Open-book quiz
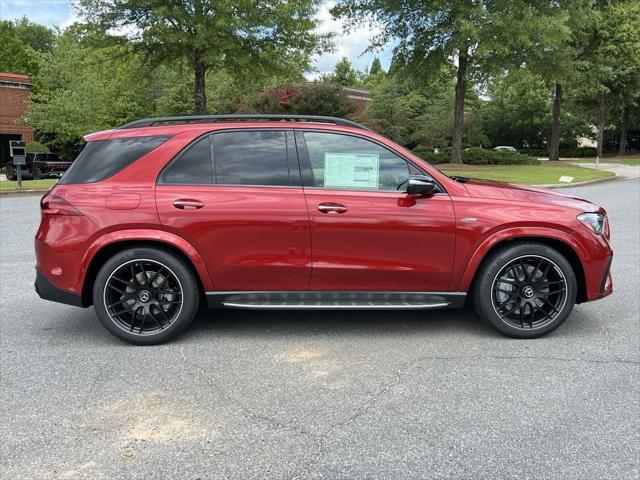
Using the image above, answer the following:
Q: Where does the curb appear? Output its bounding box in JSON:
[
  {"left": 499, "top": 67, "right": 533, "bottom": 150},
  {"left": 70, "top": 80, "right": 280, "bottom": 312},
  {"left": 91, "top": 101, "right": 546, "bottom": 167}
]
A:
[
  {"left": 534, "top": 173, "right": 619, "bottom": 189},
  {"left": 0, "top": 189, "right": 49, "bottom": 196}
]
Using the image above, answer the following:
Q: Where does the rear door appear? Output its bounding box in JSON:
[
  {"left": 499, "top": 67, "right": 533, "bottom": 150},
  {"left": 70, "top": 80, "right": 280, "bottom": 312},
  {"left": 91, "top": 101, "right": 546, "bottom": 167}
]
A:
[
  {"left": 297, "top": 130, "right": 456, "bottom": 292},
  {"left": 155, "top": 129, "right": 312, "bottom": 291}
]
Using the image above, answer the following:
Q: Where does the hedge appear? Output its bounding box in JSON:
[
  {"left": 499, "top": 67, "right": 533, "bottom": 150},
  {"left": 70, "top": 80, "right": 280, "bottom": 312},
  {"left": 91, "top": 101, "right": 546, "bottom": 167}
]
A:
[
  {"left": 412, "top": 146, "right": 539, "bottom": 165},
  {"left": 520, "top": 146, "right": 597, "bottom": 158}
]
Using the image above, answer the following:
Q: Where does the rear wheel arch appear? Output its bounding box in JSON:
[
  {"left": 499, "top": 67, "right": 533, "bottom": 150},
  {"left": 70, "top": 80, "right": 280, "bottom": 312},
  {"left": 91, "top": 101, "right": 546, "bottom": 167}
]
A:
[
  {"left": 82, "top": 240, "right": 207, "bottom": 307},
  {"left": 467, "top": 236, "right": 587, "bottom": 304}
]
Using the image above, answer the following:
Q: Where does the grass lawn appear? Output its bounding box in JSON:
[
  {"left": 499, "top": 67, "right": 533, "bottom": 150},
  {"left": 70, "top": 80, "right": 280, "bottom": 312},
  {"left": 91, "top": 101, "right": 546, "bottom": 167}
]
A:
[
  {"left": 0, "top": 179, "right": 57, "bottom": 191},
  {"left": 620, "top": 157, "right": 640, "bottom": 165},
  {"left": 437, "top": 162, "right": 615, "bottom": 185}
]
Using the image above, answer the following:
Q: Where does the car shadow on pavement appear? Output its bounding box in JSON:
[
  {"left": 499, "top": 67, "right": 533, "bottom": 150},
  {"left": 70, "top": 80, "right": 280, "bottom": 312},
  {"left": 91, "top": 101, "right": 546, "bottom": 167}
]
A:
[
  {"left": 183, "top": 304, "right": 493, "bottom": 340},
  {"left": 44, "top": 302, "right": 599, "bottom": 346}
]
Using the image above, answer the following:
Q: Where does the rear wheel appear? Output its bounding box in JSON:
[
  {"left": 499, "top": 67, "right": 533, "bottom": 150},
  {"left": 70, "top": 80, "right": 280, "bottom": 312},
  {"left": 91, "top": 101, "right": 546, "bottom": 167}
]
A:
[
  {"left": 5, "top": 165, "right": 16, "bottom": 181},
  {"left": 93, "top": 247, "right": 200, "bottom": 345},
  {"left": 473, "top": 242, "right": 577, "bottom": 338}
]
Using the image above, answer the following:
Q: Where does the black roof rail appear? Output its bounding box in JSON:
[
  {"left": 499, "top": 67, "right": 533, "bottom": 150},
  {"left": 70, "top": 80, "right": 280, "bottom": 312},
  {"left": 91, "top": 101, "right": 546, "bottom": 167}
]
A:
[{"left": 119, "top": 114, "right": 372, "bottom": 131}]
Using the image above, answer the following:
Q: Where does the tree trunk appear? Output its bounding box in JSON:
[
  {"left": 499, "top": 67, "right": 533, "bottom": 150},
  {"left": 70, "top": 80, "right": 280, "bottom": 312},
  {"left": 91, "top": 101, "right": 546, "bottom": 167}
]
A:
[
  {"left": 193, "top": 52, "right": 207, "bottom": 114},
  {"left": 619, "top": 104, "right": 629, "bottom": 155},
  {"left": 450, "top": 47, "right": 469, "bottom": 164},
  {"left": 549, "top": 82, "right": 562, "bottom": 161},
  {"left": 596, "top": 95, "right": 605, "bottom": 159}
]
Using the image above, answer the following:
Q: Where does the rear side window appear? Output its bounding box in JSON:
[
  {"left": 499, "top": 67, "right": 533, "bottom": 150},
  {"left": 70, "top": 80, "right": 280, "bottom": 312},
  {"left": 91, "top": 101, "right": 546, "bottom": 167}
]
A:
[
  {"left": 60, "top": 136, "right": 170, "bottom": 184},
  {"left": 213, "top": 131, "right": 289, "bottom": 186},
  {"left": 162, "top": 135, "right": 213, "bottom": 184}
]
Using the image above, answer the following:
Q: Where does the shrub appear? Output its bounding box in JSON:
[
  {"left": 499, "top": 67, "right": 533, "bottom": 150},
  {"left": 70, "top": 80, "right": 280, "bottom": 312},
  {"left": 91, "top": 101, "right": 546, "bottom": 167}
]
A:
[
  {"left": 26, "top": 141, "right": 50, "bottom": 153},
  {"left": 520, "top": 148, "right": 548, "bottom": 157},
  {"left": 245, "top": 82, "right": 355, "bottom": 118},
  {"left": 462, "top": 147, "right": 539, "bottom": 165},
  {"left": 411, "top": 146, "right": 449, "bottom": 164},
  {"left": 520, "top": 147, "right": 596, "bottom": 158},
  {"left": 564, "top": 147, "right": 596, "bottom": 158}
]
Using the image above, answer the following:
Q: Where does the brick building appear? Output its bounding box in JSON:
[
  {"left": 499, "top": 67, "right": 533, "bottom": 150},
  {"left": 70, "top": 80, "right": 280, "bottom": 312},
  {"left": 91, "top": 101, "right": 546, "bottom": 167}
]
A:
[
  {"left": 342, "top": 86, "right": 371, "bottom": 115},
  {"left": 0, "top": 72, "right": 34, "bottom": 165}
]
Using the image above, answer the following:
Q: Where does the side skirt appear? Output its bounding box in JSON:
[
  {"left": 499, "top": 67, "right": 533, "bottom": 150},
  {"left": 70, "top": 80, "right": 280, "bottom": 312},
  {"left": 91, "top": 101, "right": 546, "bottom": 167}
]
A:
[{"left": 205, "top": 291, "right": 467, "bottom": 310}]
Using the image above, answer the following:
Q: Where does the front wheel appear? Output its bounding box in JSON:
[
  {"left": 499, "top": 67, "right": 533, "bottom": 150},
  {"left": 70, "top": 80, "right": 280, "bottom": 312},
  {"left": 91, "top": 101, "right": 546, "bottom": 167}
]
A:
[
  {"left": 473, "top": 243, "right": 577, "bottom": 338},
  {"left": 93, "top": 247, "right": 200, "bottom": 345}
]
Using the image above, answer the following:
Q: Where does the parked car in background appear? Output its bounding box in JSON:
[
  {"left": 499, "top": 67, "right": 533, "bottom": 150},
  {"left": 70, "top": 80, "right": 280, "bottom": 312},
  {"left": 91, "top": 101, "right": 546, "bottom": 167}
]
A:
[
  {"left": 34, "top": 115, "right": 613, "bottom": 345},
  {"left": 4, "top": 153, "right": 72, "bottom": 180},
  {"left": 493, "top": 146, "right": 518, "bottom": 153}
]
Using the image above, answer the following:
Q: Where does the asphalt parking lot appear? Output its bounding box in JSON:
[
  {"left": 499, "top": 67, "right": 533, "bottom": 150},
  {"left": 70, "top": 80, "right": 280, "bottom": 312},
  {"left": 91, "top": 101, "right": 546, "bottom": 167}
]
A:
[{"left": 1, "top": 179, "right": 638, "bottom": 480}]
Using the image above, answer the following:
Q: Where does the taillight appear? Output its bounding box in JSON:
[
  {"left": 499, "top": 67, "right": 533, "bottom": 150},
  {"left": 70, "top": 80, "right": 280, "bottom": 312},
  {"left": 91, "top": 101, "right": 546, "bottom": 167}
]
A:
[{"left": 40, "top": 194, "right": 83, "bottom": 216}]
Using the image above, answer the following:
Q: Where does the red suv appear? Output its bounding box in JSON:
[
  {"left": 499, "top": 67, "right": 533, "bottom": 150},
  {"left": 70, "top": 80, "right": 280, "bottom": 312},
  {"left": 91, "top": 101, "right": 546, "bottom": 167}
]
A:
[{"left": 34, "top": 115, "right": 613, "bottom": 344}]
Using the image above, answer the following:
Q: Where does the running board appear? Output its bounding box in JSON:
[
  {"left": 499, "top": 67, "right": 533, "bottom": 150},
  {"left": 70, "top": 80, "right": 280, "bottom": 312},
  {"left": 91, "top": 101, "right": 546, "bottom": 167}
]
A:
[{"left": 206, "top": 291, "right": 466, "bottom": 310}]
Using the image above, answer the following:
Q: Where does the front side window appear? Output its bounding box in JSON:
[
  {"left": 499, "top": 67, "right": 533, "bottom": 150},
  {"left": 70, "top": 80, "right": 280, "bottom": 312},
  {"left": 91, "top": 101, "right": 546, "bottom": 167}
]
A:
[
  {"left": 302, "top": 132, "right": 416, "bottom": 191},
  {"left": 60, "top": 135, "right": 170, "bottom": 184},
  {"left": 213, "top": 131, "right": 289, "bottom": 186}
]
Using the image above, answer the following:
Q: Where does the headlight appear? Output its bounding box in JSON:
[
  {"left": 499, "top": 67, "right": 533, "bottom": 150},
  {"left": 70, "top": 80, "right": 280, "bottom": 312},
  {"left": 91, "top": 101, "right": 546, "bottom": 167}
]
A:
[{"left": 577, "top": 212, "right": 605, "bottom": 235}]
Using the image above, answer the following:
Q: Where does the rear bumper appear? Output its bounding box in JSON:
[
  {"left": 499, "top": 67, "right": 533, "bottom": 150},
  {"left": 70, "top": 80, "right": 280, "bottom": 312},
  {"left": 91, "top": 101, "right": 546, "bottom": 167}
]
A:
[{"left": 34, "top": 270, "right": 86, "bottom": 307}]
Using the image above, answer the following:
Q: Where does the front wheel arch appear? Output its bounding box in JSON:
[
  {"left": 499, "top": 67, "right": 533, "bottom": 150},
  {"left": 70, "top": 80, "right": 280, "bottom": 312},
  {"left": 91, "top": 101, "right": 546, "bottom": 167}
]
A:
[
  {"left": 468, "top": 237, "right": 587, "bottom": 304},
  {"left": 82, "top": 240, "right": 206, "bottom": 307}
]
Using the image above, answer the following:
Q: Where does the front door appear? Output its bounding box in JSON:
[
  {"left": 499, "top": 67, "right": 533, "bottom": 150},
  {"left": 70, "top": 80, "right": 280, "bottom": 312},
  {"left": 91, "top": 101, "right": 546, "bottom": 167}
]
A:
[
  {"left": 297, "top": 130, "right": 456, "bottom": 292},
  {"left": 156, "top": 129, "right": 311, "bottom": 291}
]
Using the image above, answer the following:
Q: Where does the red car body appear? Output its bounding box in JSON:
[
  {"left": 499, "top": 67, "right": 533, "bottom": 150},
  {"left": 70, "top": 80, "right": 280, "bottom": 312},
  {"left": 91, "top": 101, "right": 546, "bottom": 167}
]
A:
[{"left": 34, "top": 117, "right": 612, "bottom": 342}]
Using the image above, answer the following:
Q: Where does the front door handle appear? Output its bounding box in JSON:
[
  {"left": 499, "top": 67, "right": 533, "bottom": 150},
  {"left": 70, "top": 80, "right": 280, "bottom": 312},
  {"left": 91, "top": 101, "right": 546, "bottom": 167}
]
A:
[
  {"left": 317, "top": 203, "right": 348, "bottom": 214},
  {"left": 173, "top": 199, "right": 204, "bottom": 210}
]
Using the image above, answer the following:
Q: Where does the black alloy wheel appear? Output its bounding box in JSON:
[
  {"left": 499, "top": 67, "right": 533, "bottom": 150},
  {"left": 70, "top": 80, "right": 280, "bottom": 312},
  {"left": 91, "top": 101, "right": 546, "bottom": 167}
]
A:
[
  {"left": 104, "top": 259, "right": 183, "bottom": 335},
  {"left": 491, "top": 255, "right": 568, "bottom": 330},
  {"left": 473, "top": 242, "right": 577, "bottom": 338},
  {"left": 93, "top": 247, "right": 200, "bottom": 345}
]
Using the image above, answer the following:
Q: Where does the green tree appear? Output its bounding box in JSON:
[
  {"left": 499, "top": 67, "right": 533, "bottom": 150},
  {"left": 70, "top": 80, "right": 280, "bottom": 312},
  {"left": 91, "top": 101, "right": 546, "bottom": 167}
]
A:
[
  {"left": 27, "top": 28, "right": 155, "bottom": 143},
  {"left": 79, "top": 0, "right": 329, "bottom": 114},
  {"left": 332, "top": 0, "right": 571, "bottom": 163},
  {"left": 362, "top": 65, "right": 487, "bottom": 151},
  {"left": 573, "top": 1, "right": 640, "bottom": 157},
  {"left": 0, "top": 21, "right": 41, "bottom": 75},
  {"left": 13, "top": 16, "right": 56, "bottom": 53},
  {"left": 324, "top": 57, "right": 361, "bottom": 86},
  {"left": 369, "top": 57, "right": 382, "bottom": 76}
]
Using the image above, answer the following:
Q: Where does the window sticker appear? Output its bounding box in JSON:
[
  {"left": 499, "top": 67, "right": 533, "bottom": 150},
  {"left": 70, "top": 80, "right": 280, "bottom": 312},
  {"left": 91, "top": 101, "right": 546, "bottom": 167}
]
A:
[{"left": 324, "top": 153, "right": 379, "bottom": 189}]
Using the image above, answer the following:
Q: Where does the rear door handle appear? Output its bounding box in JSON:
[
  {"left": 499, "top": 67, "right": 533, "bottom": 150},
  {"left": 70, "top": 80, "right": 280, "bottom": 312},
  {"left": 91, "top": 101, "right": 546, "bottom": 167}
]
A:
[
  {"left": 172, "top": 199, "right": 204, "bottom": 210},
  {"left": 317, "top": 203, "right": 348, "bottom": 214}
]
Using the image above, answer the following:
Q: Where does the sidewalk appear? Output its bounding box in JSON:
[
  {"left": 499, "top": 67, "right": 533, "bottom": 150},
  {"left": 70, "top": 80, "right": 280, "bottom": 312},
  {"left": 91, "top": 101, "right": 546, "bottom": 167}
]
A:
[{"left": 570, "top": 161, "right": 640, "bottom": 180}]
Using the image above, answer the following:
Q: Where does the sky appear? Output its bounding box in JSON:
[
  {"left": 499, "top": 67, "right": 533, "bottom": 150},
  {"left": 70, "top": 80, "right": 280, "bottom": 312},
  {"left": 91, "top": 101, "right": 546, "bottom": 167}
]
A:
[{"left": 0, "top": 0, "right": 393, "bottom": 78}]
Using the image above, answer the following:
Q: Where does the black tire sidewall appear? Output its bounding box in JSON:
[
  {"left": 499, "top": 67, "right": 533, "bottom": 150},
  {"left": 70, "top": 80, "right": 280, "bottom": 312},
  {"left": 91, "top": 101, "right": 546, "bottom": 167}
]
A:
[
  {"left": 473, "top": 243, "right": 577, "bottom": 338},
  {"left": 32, "top": 168, "right": 42, "bottom": 180},
  {"left": 5, "top": 166, "right": 16, "bottom": 180},
  {"left": 93, "top": 247, "right": 200, "bottom": 345}
]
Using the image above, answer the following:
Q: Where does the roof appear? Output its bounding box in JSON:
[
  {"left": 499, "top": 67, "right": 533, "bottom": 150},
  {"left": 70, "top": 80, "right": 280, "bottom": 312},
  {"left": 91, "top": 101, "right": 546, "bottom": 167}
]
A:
[{"left": 0, "top": 72, "right": 32, "bottom": 85}]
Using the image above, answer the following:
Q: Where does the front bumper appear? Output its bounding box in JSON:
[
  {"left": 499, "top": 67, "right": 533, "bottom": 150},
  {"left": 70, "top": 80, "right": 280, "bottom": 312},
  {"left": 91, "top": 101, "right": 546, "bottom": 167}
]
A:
[{"left": 34, "top": 270, "right": 86, "bottom": 307}]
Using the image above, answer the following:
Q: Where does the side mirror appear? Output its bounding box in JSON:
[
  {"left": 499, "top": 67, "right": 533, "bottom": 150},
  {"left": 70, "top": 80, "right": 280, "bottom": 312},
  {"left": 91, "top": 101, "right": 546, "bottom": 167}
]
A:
[{"left": 406, "top": 175, "right": 436, "bottom": 196}]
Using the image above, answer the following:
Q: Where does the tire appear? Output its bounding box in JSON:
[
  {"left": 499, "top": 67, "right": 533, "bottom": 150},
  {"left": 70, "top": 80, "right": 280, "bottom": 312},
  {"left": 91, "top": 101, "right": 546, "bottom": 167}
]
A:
[
  {"left": 472, "top": 242, "right": 577, "bottom": 338},
  {"left": 32, "top": 168, "right": 42, "bottom": 180},
  {"left": 5, "top": 165, "right": 16, "bottom": 181},
  {"left": 93, "top": 247, "right": 200, "bottom": 345}
]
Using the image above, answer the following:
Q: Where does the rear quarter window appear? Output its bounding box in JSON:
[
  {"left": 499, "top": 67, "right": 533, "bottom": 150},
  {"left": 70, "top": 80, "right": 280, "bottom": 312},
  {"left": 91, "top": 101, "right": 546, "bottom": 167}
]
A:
[{"left": 59, "top": 135, "right": 170, "bottom": 184}]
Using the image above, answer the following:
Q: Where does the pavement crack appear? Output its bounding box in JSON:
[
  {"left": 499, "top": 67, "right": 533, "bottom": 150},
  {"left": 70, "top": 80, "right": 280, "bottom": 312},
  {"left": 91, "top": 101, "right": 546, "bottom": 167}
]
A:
[
  {"left": 179, "top": 345, "right": 316, "bottom": 438},
  {"left": 287, "top": 350, "right": 638, "bottom": 479},
  {"left": 289, "top": 358, "right": 420, "bottom": 480}
]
